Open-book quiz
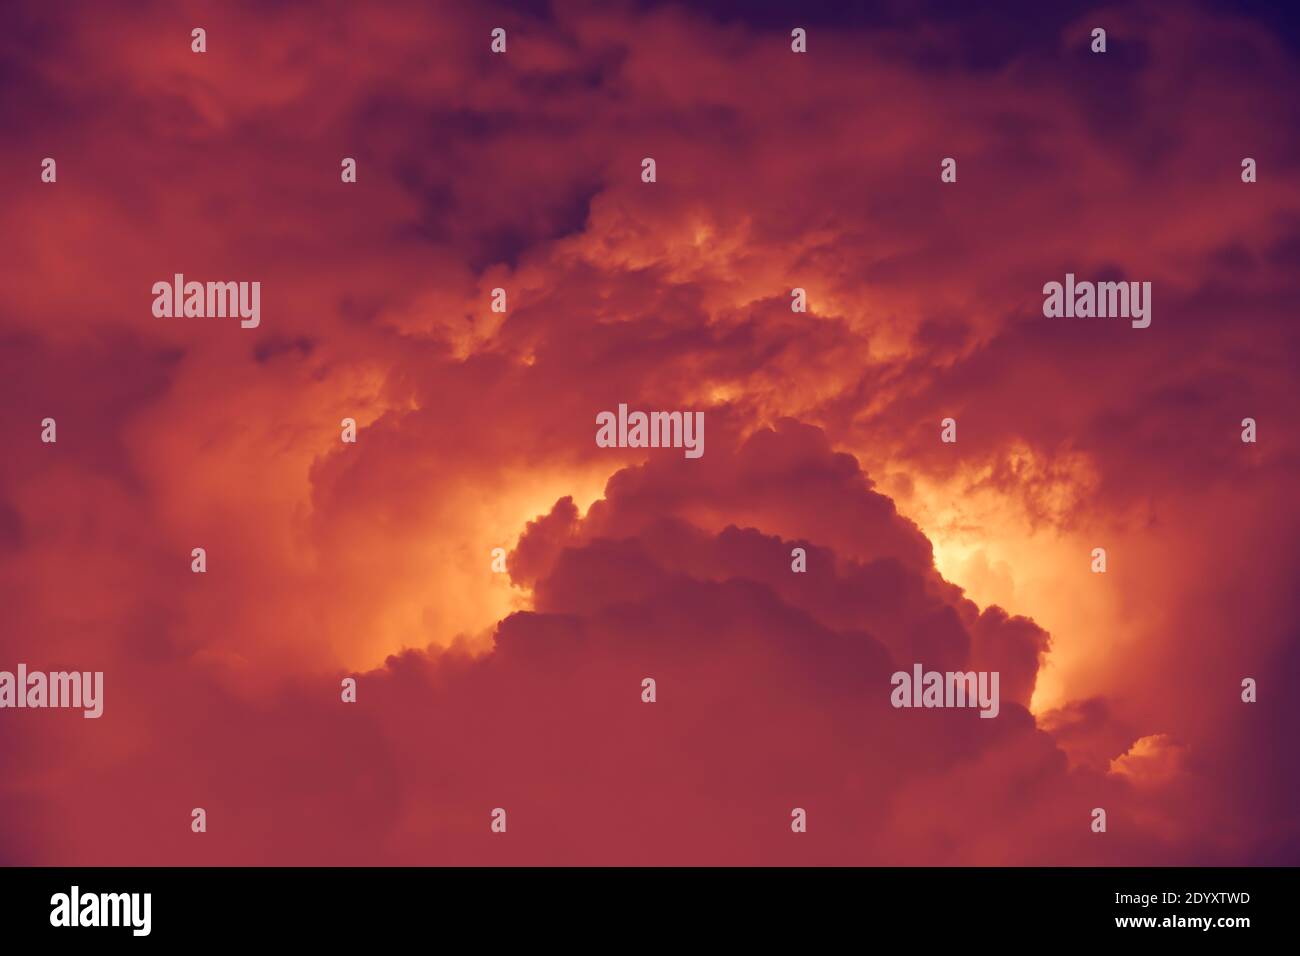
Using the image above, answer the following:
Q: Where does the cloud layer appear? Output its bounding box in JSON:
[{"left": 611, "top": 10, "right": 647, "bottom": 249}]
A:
[{"left": 1, "top": 0, "right": 1297, "bottom": 864}]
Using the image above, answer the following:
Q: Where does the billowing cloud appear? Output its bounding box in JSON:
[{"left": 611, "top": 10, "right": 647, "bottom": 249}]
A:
[{"left": 1, "top": 0, "right": 1297, "bottom": 864}]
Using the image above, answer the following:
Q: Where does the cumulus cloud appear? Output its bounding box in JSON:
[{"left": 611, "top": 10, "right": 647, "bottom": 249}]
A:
[{"left": 1, "top": 0, "right": 1297, "bottom": 864}]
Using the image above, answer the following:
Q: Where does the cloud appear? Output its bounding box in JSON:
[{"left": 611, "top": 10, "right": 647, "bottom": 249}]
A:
[
  {"left": 1, "top": 0, "right": 1297, "bottom": 864},
  {"left": 0, "top": 422, "right": 1259, "bottom": 865}
]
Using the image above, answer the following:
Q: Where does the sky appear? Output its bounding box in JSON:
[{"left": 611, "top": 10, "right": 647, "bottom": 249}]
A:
[{"left": 1, "top": 0, "right": 1297, "bottom": 865}]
